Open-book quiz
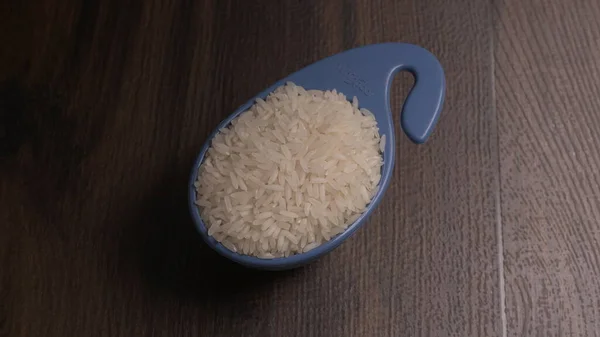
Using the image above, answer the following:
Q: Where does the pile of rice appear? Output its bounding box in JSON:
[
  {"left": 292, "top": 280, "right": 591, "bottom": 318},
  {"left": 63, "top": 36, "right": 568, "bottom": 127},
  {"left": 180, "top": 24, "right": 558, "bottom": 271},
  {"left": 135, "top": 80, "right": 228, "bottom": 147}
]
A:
[{"left": 194, "top": 82, "right": 384, "bottom": 258}]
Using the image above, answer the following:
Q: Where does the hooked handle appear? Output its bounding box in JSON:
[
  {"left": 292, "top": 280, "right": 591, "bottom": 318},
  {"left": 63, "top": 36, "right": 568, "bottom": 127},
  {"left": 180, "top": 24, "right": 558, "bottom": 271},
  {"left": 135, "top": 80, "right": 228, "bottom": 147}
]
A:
[
  {"left": 282, "top": 43, "right": 445, "bottom": 143},
  {"left": 318, "top": 43, "right": 445, "bottom": 144},
  {"left": 352, "top": 43, "right": 445, "bottom": 143},
  {"left": 388, "top": 43, "right": 445, "bottom": 143}
]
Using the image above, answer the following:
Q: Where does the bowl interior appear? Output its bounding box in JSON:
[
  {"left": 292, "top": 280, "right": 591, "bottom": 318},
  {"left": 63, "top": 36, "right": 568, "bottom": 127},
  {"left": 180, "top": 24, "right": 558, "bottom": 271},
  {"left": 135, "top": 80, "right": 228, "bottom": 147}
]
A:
[{"left": 188, "top": 75, "right": 395, "bottom": 270}]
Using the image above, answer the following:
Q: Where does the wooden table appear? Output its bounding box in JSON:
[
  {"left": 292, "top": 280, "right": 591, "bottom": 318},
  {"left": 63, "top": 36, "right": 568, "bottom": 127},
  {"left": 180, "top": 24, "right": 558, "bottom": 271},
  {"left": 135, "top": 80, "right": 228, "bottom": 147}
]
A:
[{"left": 2, "top": 0, "right": 600, "bottom": 336}]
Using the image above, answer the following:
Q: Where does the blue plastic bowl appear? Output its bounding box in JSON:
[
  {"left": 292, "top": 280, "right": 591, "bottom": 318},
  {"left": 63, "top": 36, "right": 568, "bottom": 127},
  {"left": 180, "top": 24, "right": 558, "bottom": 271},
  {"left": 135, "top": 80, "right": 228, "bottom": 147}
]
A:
[{"left": 189, "top": 43, "right": 445, "bottom": 270}]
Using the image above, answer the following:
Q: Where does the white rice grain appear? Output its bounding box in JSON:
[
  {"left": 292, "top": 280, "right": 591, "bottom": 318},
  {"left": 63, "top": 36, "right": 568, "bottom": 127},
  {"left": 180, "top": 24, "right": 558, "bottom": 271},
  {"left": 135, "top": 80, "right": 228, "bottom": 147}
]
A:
[{"left": 379, "top": 134, "right": 386, "bottom": 152}]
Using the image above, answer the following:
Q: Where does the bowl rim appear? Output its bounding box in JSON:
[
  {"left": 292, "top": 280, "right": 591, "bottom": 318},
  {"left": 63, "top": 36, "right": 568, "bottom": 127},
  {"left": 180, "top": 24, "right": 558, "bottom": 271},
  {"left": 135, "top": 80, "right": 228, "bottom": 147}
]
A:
[{"left": 187, "top": 86, "right": 394, "bottom": 270}]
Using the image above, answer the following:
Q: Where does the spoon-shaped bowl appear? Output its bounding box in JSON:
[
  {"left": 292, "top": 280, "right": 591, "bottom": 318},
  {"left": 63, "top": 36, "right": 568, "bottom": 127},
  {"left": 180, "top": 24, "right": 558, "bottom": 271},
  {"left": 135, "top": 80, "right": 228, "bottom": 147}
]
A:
[{"left": 189, "top": 43, "right": 445, "bottom": 270}]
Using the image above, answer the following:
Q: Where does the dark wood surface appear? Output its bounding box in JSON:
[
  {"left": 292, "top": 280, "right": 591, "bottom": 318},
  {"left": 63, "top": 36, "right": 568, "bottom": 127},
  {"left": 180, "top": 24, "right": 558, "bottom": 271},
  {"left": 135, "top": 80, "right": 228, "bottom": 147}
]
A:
[
  {"left": 496, "top": 0, "right": 600, "bottom": 335},
  {"left": 0, "top": 0, "right": 598, "bottom": 336}
]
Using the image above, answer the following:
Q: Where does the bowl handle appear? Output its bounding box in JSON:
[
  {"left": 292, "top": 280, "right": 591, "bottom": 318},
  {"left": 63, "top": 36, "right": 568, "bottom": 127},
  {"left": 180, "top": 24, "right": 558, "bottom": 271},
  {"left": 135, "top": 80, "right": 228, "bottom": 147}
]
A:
[{"left": 327, "top": 43, "right": 446, "bottom": 143}]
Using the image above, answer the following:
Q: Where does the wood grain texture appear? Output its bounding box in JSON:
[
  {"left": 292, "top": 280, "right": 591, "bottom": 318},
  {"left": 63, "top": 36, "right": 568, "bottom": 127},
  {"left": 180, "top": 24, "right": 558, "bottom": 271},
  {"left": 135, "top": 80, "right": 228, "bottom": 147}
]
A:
[
  {"left": 0, "top": 1, "right": 500, "bottom": 336},
  {"left": 495, "top": 0, "right": 600, "bottom": 336}
]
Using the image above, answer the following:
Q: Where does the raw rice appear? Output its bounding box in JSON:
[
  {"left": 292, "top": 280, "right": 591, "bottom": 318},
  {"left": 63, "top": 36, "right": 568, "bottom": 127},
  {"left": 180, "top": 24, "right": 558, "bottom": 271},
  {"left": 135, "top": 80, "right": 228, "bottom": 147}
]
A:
[{"left": 195, "top": 82, "right": 384, "bottom": 258}]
